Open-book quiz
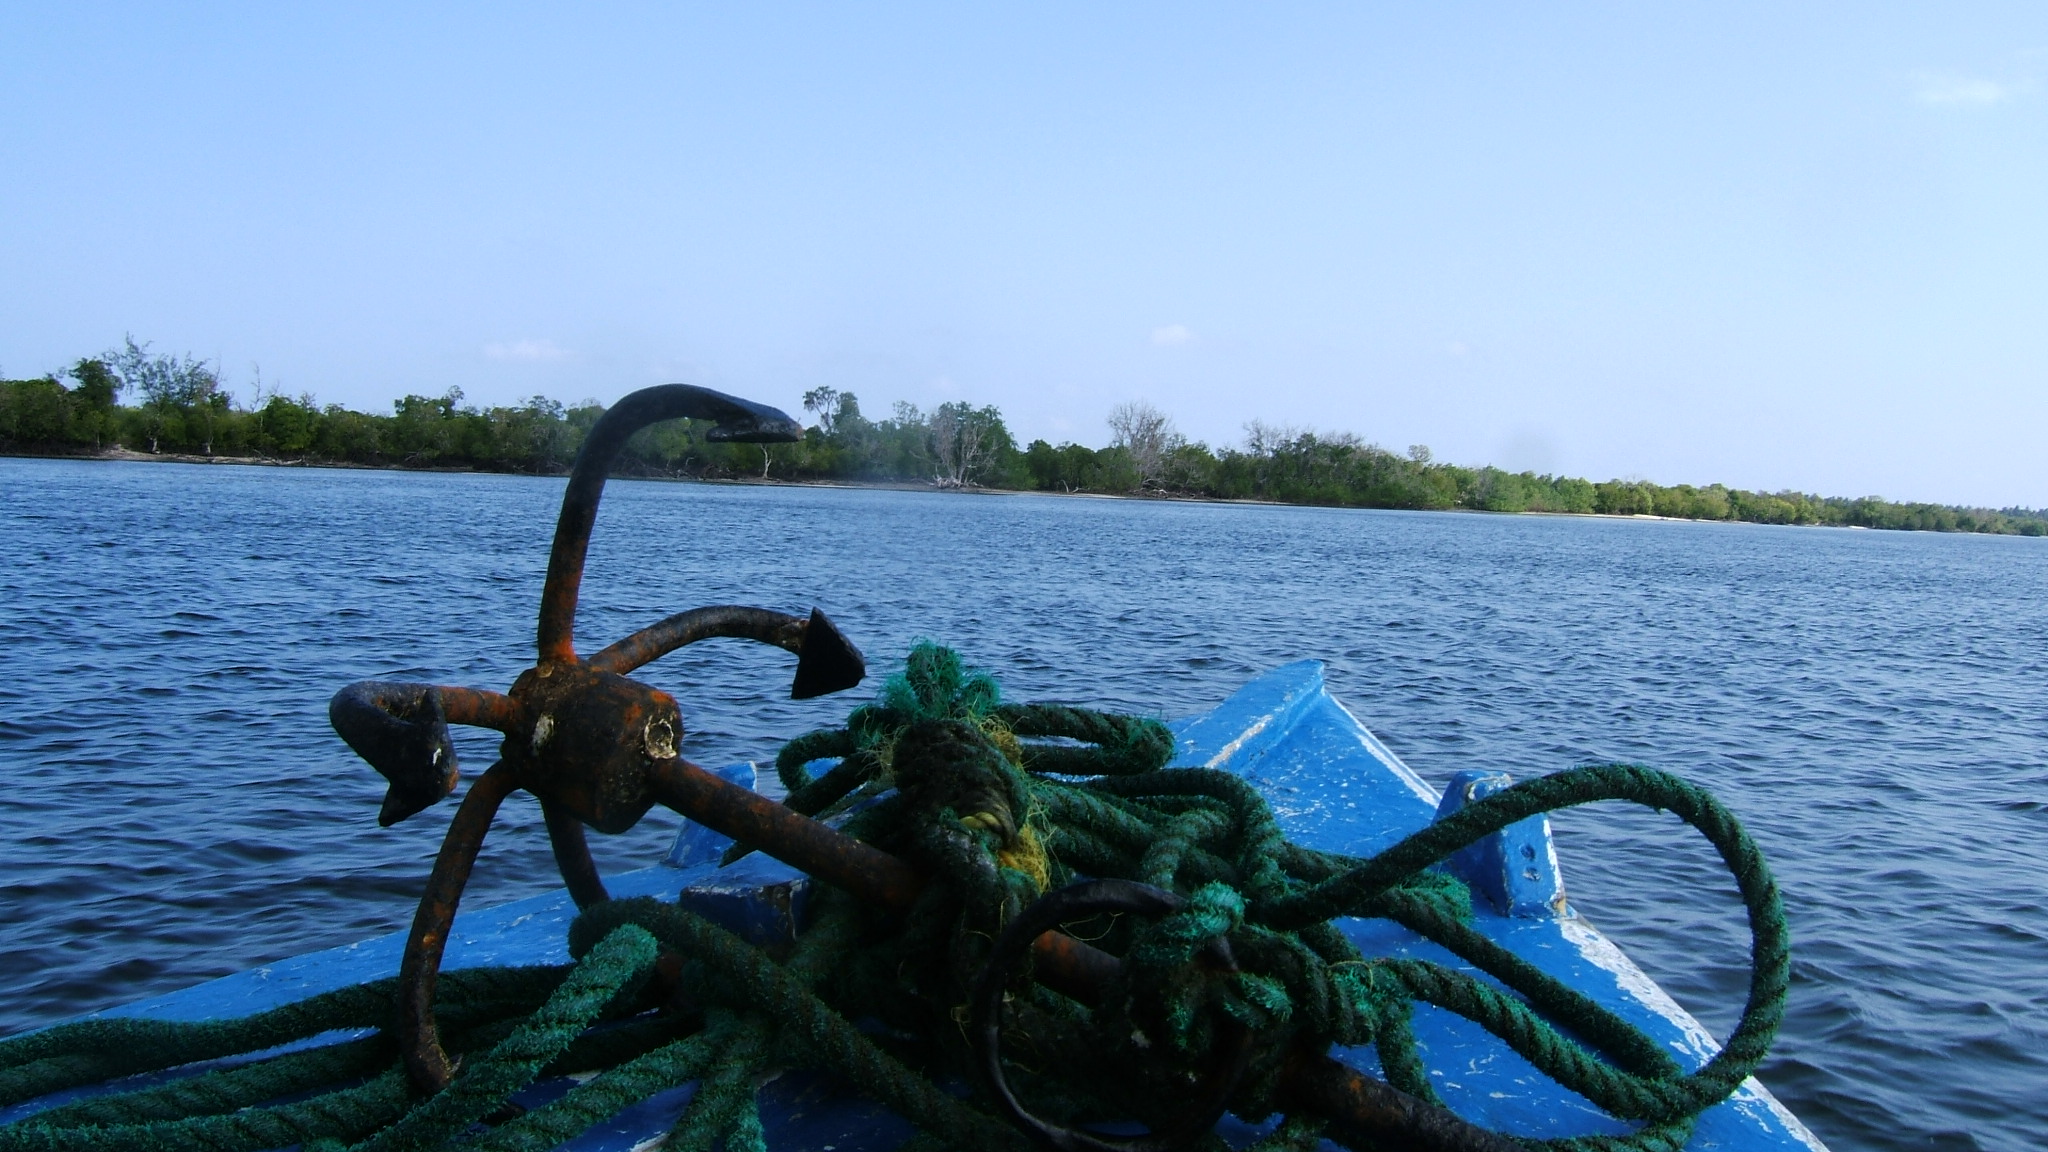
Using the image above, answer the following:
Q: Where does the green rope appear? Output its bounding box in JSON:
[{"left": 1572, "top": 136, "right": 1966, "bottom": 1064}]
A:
[
  {"left": 661, "top": 1021, "right": 770, "bottom": 1152},
  {"left": 571, "top": 895, "right": 1028, "bottom": 1152},
  {"left": 998, "top": 702, "right": 1176, "bottom": 777},
  {"left": 1256, "top": 762, "right": 1789, "bottom": 1125},
  {"left": 18, "top": 1033, "right": 392, "bottom": 1129},
  {"left": 0, "top": 1067, "right": 414, "bottom": 1152},
  {"left": 772, "top": 727, "right": 856, "bottom": 796},
  {"left": 0, "top": 964, "right": 586, "bottom": 1151},
  {"left": 0, "top": 644, "right": 1791, "bottom": 1152},
  {"left": 0, "top": 965, "right": 565, "bottom": 1110},
  {"left": 462, "top": 1020, "right": 740, "bottom": 1152},
  {"left": 724, "top": 646, "right": 1789, "bottom": 1152},
  {"left": 343, "top": 925, "right": 659, "bottom": 1152}
]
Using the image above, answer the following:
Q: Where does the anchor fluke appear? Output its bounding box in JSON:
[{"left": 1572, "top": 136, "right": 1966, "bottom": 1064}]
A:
[
  {"left": 791, "top": 608, "right": 865, "bottom": 699},
  {"left": 687, "top": 388, "right": 803, "bottom": 443},
  {"left": 330, "top": 681, "right": 461, "bottom": 826}
]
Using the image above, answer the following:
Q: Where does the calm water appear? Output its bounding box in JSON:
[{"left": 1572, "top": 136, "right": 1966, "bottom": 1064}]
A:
[{"left": 2, "top": 457, "right": 2044, "bottom": 1151}]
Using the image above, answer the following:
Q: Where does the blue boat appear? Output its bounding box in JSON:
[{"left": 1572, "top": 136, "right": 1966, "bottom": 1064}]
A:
[
  {"left": 0, "top": 385, "right": 1827, "bottom": 1152},
  {"left": 0, "top": 660, "right": 1825, "bottom": 1152}
]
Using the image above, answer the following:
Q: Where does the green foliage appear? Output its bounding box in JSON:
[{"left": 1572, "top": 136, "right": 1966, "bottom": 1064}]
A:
[
  {"left": 0, "top": 377, "right": 70, "bottom": 445},
  {"left": 67, "top": 359, "right": 120, "bottom": 447},
  {"left": 0, "top": 360, "right": 131, "bottom": 451},
  {"left": 1022, "top": 439, "right": 1138, "bottom": 493},
  {"left": 252, "top": 394, "right": 321, "bottom": 455},
  {"left": 5, "top": 338, "right": 2043, "bottom": 538},
  {"left": 1594, "top": 480, "right": 1657, "bottom": 516},
  {"left": 927, "top": 401, "right": 1016, "bottom": 487},
  {"left": 109, "top": 336, "right": 223, "bottom": 454}
]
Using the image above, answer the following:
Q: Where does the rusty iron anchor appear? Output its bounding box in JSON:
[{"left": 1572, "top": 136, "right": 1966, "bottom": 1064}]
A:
[
  {"left": 329, "top": 382, "right": 1524, "bottom": 1152},
  {"left": 329, "top": 384, "right": 908, "bottom": 1093}
]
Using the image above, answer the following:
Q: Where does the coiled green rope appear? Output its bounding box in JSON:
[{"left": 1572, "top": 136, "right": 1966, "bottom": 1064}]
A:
[{"left": 0, "top": 643, "right": 1789, "bottom": 1152}]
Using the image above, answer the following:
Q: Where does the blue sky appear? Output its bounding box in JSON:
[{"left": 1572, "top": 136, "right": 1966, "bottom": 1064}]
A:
[{"left": 4, "top": 4, "right": 2044, "bottom": 506}]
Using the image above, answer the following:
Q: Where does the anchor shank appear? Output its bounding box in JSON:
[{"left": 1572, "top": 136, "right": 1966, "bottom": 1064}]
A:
[
  {"left": 648, "top": 756, "right": 924, "bottom": 909},
  {"left": 648, "top": 756, "right": 1125, "bottom": 1005},
  {"left": 1280, "top": 1046, "right": 1531, "bottom": 1152}
]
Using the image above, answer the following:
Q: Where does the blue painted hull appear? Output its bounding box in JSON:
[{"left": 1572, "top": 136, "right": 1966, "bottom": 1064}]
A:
[{"left": 2, "top": 663, "right": 1828, "bottom": 1151}]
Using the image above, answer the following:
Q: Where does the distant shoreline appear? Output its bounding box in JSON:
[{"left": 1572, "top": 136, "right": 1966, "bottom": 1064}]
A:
[
  {"left": 8, "top": 365, "right": 2041, "bottom": 535},
  {"left": 4, "top": 445, "right": 2018, "bottom": 534}
]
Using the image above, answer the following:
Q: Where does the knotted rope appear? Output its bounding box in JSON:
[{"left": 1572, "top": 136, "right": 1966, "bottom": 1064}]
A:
[{"left": 0, "top": 645, "right": 1788, "bottom": 1152}]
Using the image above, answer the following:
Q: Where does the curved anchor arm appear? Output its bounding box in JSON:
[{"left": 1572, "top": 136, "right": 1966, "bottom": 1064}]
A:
[
  {"left": 541, "top": 799, "right": 610, "bottom": 909},
  {"left": 396, "top": 760, "right": 520, "bottom": 1093},
  {"left": 329, "top": 682, "right": 520, "bottom": 827},
  {"left": 538, "top": 385, "right": 801, "bottom": 666},
  {"left": 588, "top": 605, "right": 865, "bottom": 698}
]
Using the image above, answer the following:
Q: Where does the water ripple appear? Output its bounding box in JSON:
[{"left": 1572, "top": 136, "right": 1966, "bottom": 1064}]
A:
[{"left": 2, "top": 459, "right": 2044, "bottom": 1150}]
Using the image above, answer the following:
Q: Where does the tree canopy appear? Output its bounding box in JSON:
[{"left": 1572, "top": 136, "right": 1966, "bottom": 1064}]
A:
[{"left": 3, "top": 342, "right": 2042, "bottom": 538}]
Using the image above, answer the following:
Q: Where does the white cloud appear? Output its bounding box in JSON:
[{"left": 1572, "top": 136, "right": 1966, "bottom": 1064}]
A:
[
  {"left": 1911, "top": 71, "right": 2026, "bottom": 106},
  {"left": 1151, "top": 324, "right": 1194, "bottom": 346},
  {"left": 483, "top": 338, "right": 570, "bottom": 362}
]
